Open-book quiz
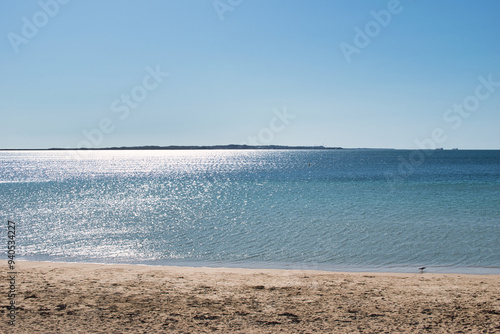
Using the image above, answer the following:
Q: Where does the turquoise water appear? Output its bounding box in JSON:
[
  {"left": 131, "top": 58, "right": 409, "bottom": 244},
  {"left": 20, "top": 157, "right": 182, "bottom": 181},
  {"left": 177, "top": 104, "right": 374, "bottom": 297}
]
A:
[{"left": 1, "top": 150, "right": 499, "bottom": 273}]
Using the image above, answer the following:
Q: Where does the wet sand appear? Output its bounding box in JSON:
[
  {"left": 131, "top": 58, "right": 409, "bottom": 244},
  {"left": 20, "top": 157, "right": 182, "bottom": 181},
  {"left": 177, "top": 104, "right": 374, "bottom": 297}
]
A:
[{"left": 1, "top": 261, "right": 499, "bottom": 333}]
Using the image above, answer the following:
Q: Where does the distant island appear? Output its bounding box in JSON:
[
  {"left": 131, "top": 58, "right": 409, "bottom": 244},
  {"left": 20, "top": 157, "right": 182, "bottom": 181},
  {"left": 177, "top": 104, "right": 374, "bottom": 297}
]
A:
[{"left": 1, "top": 145, "right": 343, "bottom": 151}]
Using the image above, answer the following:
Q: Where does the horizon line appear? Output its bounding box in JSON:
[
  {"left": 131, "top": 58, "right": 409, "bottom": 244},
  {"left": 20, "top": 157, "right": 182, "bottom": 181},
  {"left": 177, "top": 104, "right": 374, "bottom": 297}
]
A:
[{"left": 0, "top": 144, "right": 498, "bottom": 151}]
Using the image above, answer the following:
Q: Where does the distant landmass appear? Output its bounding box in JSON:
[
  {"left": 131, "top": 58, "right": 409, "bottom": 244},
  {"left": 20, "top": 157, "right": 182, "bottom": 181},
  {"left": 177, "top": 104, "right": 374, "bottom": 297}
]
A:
[
  {"left": 51, "top": 145, "right": 344, "bottom": 150},
  {"left": 1, "top": 145, "right": 343, "bottom": 151}
]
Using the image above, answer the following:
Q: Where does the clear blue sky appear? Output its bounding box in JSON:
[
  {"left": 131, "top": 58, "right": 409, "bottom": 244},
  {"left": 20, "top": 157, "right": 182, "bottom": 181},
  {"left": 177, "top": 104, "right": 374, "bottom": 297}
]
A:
[{"left": 1, "top": 0, "right": 499, "bottom": 149}]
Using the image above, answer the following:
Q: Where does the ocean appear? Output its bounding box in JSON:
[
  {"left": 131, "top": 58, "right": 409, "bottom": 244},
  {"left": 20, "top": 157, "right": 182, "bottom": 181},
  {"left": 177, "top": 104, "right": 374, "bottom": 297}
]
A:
[{"left": 1, "top": 149, "right": 499, "bottom": 274}]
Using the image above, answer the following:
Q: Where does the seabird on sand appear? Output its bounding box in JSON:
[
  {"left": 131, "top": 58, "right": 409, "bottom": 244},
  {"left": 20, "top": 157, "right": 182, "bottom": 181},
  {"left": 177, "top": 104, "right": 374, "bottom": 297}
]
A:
[{"left": 419, "top": 267, "right": 426, "bottom": 272}]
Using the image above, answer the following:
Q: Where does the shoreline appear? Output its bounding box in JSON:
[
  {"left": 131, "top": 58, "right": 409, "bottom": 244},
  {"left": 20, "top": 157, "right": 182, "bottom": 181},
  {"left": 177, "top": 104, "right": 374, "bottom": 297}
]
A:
[
  {"left": 16, "top": 259, "right": 500, "bottom": 276},
  {"left": 2, "top": 261, "right": 499, "bottom": 333},
  {"left": 16, "top": 258, "right": 500, "bottom": 275}
]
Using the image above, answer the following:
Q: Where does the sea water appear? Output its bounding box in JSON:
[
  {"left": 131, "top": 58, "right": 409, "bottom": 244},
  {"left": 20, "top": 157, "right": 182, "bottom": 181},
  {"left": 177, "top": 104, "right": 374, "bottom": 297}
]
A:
[{"left": 1, "top": 150, "right": 499, "bottom": 274}]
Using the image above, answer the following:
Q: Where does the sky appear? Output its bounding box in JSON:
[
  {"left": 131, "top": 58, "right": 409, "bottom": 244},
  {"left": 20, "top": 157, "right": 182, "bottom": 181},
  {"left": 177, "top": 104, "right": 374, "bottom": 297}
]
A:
[{"left": 0, "top": 0, "right": 499, "bottom": 149}]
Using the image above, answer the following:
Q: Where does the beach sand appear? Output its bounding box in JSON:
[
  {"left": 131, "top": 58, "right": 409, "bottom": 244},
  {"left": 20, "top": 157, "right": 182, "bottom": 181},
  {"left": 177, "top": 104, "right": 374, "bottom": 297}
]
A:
[{"left": 1, "top": 261, "right": 499, "bottom": 333}]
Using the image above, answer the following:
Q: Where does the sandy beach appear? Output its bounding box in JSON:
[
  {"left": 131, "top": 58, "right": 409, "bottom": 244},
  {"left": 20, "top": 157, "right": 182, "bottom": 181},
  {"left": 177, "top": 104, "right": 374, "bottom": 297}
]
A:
[{"left": 1, "top": 261, "right": 499, "bottom": 333}]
